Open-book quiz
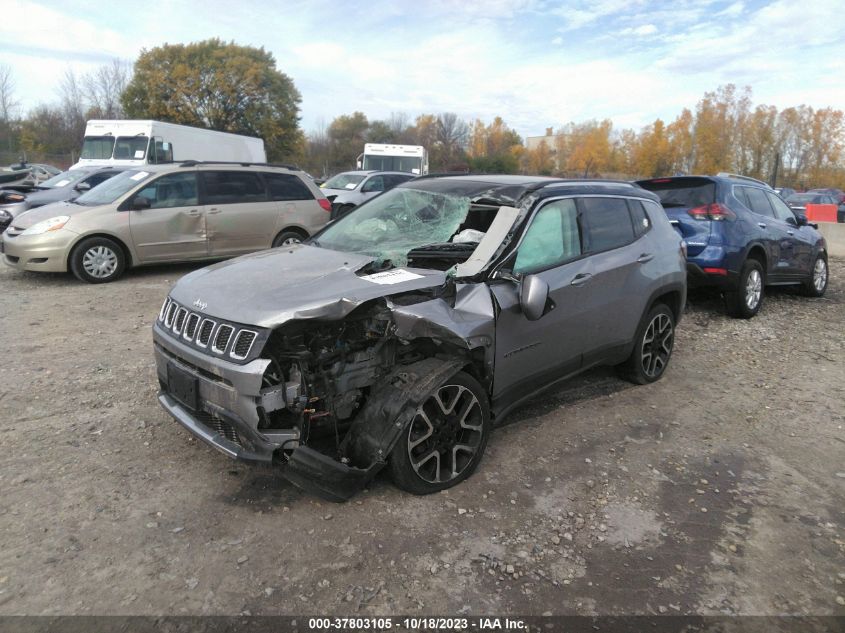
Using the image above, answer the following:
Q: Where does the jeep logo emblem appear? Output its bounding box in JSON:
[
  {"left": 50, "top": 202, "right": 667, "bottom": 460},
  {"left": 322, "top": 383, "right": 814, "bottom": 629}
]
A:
[{"left": 193, "top": 299, "right": 208, "bottom": 311}]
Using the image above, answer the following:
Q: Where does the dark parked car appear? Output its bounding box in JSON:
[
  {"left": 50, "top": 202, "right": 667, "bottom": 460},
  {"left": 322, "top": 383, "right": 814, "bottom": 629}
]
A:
[
  {"left": 801, "top": 189, "right": 845, "bottom": 223},
  {"left": 638, "top": 173, "right": 829, "bottom": 318},
  {"left": 153, "top": 176, "right": 686, "bottom": 500},
  {"left": 807, "top": 187, "right": 845, "bottom": 204},
  {"left": 0, "top": 166, "right": 126, "bottom": 233}
]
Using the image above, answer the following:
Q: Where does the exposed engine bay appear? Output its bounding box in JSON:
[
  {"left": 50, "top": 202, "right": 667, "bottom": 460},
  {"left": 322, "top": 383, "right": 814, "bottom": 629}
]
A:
[{"left": 256, "top": 298, "right": 474, "bottom": 468}]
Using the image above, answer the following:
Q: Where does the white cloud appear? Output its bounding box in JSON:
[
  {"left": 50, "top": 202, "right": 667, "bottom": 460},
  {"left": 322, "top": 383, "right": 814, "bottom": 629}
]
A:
[{"left": 620, "top": 23, "right": 658, "bottom": 36}]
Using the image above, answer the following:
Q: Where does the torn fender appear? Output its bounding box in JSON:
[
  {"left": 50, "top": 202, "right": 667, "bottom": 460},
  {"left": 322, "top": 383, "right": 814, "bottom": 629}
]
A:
[{"left": 390, "top": 282, "right": 496, "bottom": 352}]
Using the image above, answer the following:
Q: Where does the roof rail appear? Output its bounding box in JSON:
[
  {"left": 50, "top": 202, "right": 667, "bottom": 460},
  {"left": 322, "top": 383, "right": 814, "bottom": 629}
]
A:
[
  {"left": 716, "top": 172, "right": 772, "bottom": 188},
  {"left": 533, "top": 178, "right": 638, "bottom": 191},
  {"left": 178, "top": 160, "right": 300, "bottom": 170}
]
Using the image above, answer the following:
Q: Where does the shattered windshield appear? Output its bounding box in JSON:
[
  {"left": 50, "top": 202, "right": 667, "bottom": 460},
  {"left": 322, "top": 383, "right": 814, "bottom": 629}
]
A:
[{"left": 316, "top": 187, "right": 470, "bottom": 266}]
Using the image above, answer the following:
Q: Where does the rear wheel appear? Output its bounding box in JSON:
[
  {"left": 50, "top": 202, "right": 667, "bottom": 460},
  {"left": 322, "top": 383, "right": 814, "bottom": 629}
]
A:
[
  {"left": 617, "top": 303, "right": 675, "bottom": 385},
  {"left": 389, "top": 371, "right": 490, "bottom": 495},
  {"left": 801, "top": 254, "right": 828, "bottom": 297},
  {"left": 70, "top": 236, "right": 126, "bottom": 283},
  {"left": 272, "top": 229, "right": 306, "bottom": 248},
  {"left": 725, "top": 259, "right": 764, "bottom": 319}
]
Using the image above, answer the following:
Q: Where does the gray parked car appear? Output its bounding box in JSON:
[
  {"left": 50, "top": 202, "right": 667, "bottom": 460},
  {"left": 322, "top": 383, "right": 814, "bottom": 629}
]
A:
[
  {"left": 153, "top": 176, "right": 687, "bottom": 500},
  {"left": 320, "top": 170, "right": 415, "bottom": 218},
  {"left": 0, "top": 166, "right": 126, "bottom": 233}
]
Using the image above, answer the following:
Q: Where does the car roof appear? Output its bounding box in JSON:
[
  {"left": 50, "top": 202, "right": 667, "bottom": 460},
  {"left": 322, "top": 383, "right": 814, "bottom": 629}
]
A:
[{"left": 400, "top": 175, "right": 658, "bottom": 204}]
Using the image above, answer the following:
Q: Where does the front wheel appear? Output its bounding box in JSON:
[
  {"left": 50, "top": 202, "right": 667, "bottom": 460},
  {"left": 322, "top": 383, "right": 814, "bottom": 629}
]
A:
[
  {"left": 617, "top": 303, "right": 675, "bottom": 385},
  {"left": 70, "top": 237, "right": 126, "bottom": 283},
  {"left": 725, "top": 259, "right": 764, "bottom": 319},
  {"left": 389, "top": 371, "right": 491, "bottom": 495},
  {"left": 801, "top": 254, "right": 828, "bottom": 297}
]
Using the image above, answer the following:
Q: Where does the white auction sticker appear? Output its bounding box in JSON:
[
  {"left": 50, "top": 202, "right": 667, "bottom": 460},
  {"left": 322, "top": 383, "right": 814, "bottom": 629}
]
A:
[
  {"left": 361, "top": 269, "right": 424, "bottom": 285},
  {"left": 130, "top": 171, "right": 149, "bottom": 181}
]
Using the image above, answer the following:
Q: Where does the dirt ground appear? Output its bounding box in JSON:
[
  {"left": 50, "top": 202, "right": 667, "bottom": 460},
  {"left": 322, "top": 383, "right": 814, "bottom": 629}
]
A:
[{"left": 0, "top": 257, "right": 843, "bottom": 619}]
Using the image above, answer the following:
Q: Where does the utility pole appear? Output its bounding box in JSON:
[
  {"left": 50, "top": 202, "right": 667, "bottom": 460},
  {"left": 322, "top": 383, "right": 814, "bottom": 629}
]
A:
[{"left": 770, "top": 151, "right": 780, "bottom": 188}]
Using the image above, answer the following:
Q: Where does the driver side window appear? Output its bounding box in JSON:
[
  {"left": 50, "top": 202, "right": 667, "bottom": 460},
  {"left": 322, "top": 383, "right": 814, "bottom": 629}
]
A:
[{"left": 514, "top": 199, "right": 581, "bottom": 274}]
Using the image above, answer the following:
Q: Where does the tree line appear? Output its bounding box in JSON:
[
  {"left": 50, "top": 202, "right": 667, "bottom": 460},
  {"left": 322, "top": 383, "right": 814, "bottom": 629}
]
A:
[{"left": 0, "top": 40, "right": 842, "bottom": 189}]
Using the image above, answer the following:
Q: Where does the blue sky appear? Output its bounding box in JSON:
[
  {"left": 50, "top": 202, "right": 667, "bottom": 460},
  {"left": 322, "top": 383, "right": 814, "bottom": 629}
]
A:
[{"left": 2, "top": 0, "right": 844, "bottom": 139}]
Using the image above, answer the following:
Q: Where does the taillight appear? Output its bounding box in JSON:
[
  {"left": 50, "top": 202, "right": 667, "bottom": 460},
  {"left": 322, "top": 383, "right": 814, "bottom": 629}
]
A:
[
  {"left": 687, "top": 203, "right": 735, "bottom": 221},
  {"left": 318, "top": 198, "right": 331, "bottom": 212}
]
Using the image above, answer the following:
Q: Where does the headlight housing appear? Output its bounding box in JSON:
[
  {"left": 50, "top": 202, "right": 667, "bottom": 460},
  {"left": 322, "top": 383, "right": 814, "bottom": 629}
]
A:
[
  {"left": 21, "top": 216, "right": 70, "bottom": 236},
  {"left": 0, "top": 209, "right": 11, "bottom": 221}
]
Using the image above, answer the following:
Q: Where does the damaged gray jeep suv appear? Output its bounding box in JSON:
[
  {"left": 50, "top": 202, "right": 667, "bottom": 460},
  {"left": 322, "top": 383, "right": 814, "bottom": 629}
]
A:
[{"left": 153, "top": 175, "right": 686, "bottom": 500}]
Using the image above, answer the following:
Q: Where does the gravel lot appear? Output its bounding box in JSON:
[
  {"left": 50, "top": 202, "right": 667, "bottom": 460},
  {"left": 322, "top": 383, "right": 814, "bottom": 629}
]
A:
[{"left": 1, "top": 258, "right": 843, "bottom": 618}]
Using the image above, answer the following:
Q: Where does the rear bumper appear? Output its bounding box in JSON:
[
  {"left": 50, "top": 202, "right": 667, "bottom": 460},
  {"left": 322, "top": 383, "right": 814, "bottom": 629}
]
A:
[{"left": 686, "top": 262, "right": 739, "bottom": 288}]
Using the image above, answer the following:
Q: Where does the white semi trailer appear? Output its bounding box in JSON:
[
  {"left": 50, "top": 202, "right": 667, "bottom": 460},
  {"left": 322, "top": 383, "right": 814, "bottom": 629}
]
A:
[{"left": 72, "top": 120, "right": 266, "bottom": 169}]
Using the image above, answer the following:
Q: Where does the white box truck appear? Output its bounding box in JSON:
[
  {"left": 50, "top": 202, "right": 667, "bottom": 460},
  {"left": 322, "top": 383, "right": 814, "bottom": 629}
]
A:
[
  {"left": 356, "top": 143, "right": 428, "bottom": 175},
  {"left": 72, "top": 120, "right": 266, "bottom": 169}
]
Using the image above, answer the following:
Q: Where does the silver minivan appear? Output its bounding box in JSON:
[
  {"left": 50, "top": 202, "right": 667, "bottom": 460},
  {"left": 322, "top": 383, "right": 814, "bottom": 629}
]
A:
[{"left": 1, "top": 162, "right": 332, "bottom": 283}]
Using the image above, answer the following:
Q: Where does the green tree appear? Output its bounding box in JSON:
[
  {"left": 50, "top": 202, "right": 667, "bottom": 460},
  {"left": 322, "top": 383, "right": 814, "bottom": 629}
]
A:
[
  {"left": 122, "top": 39, "right": 303, "bottom": 160},
  {"left": 328, "top": 112, "right": 369, "bottom": 170}
]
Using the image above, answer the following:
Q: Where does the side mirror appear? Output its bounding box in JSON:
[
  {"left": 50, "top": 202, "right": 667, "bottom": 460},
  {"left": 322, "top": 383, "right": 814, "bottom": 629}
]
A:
[
  {"left": 74, "top": 182, "right": 91, "bottom": 192},
  {"left": 131, "top": 196, "right": 151, "bottom": 210},
  {"left": 795, "top": 214, "right": 808, "bottom": 226},
  {"left": 519, "top": 274, "right": 550, "bottom": 321}
]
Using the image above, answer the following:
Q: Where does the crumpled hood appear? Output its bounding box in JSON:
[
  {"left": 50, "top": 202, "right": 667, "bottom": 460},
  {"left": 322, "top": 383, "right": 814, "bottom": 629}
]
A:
[
  {"left": 169, "top": 244, "right": 448, "bottom": 328},
  {"left": 11, "top": 200, "right": 91, "bottom": 228}
]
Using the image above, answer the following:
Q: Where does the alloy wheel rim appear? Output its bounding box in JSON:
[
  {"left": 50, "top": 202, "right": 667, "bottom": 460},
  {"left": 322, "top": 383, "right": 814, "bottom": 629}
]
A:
[
  {"left": 82, "top": 245, "right": 118, "bottom": 278},
  {"left": 745, "top": 269, "right": 762, "bottom": 310},
  {"left": 640, "top": 313, "right": 673, "bottom": 378},
  {"left": 282, "top": 237, "right": 301, "bottom": 246},
  {"left": 813, "top": 259, "right": 827, "bottom": 291},
  {"left": 407, "top": 384, "right": 484, "bottom": 484}
]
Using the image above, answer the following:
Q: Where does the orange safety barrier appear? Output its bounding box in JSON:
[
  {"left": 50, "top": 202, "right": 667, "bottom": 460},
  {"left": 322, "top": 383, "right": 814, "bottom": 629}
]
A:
[{"left": 804, "top": 203, "right": 838, "bottom": 223}]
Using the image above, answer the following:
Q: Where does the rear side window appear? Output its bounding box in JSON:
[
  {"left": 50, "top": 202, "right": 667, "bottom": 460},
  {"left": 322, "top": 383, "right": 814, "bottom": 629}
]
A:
[
  {"left": 741, "top": 186, "right": 774, "bottom": 217},
  {"left": 628, "top": 200, "right": 652, "bottom": 238},
  {"left": 640, "top": 179, "right": 716, "bottom": 209},
  {"left": 201, "top": 171, "right": 267, "bottom": 205},
  {"left": 514, "top": 198, "right": 581, "bottom": 273},
  {"left": 581, "top": 197, "right": 635, "bottom": 252},
  {"left": 264, "top": 173, "right": 313, "bottom": 201}
]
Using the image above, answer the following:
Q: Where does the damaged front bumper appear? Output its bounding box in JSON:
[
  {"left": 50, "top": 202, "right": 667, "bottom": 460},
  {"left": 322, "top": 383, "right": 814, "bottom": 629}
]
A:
[{"left": 153, "top": 322, "right": 384, "bottom": 500}]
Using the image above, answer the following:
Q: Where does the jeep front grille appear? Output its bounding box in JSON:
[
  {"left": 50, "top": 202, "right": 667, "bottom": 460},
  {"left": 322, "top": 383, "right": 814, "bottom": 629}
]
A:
[{"left": 157, "top": 298, "right": 263, "bottom": 362}]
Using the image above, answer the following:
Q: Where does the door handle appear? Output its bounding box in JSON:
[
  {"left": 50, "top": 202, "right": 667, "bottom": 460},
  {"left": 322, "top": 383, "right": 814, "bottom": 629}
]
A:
[
  {"left": 186, "top": 209, "right": 200, "bottom": 216},
  {"left": 570, "top": 273, "right": 592, "bottom": 286},
  {"left": 637, "top": 252, "right": 654, "bottom": 263},
  {"left": 207, "top": 208, "right": 221, "bottom": 215},
  {"left": 758, "top": 222, "right": 767, "bottom": 229},
  {"left": 787, "top": 230, "right": 794, "bottom": 236}
]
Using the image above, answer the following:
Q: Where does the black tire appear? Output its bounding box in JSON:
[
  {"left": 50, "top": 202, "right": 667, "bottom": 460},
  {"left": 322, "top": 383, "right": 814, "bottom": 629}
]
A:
[
  {"left": 800, "top": 253, "right": 828, "bottom": 297},
  {"left": 272, "top": 229, "right": 306, "bottom": 248},
  {"left": 69, "top": 236, "right": 126, "bottom": 283},
  {"left": 389, "top": 371, "right": 491, "bottom": 495},
  {"left": 725, "top": 259, "right": 764, "bottom": 319},
  {"left": 617, "top": 303, "right": 675, "bottom": 385}
]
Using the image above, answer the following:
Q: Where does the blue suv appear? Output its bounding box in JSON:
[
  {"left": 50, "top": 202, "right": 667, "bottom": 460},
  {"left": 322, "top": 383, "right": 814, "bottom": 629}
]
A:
[{"left": 638, "top": 174, "right": 829, "bottom": 318}]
